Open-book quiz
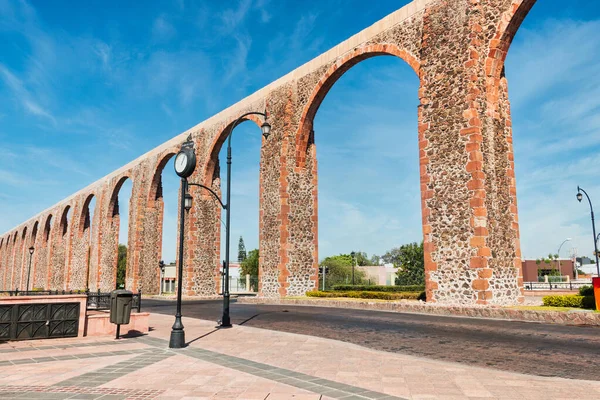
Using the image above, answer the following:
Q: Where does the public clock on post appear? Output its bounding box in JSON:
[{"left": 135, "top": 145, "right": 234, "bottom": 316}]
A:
[{"left": 174, "top": 140, "right": 196, "bottom": 178}]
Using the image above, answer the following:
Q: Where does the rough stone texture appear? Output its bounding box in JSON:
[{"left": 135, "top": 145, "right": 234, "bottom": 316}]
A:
[{"left": 0, "top": 0, "right": 537, "bottom": 305}]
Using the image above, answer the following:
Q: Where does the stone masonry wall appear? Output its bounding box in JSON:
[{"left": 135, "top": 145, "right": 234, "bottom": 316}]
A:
[{"left": 0, "top": 0, "right": 536, "bottom": 305}]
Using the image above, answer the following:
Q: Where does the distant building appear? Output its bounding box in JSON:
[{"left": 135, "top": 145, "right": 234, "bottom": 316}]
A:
[
  {"left": 521, "top": 259, "right": 574, "bottom": 282},
  {"left": 160, "top": 263, "right": 177, "bottom": 293},
  {"left": 357, "top": 265, "right": 397, "bottom": 285},
  {"left": 576, "top": 256, "right": 594, "bottom": 266}
]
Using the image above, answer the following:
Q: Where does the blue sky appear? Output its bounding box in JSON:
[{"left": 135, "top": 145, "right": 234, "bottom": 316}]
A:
[{"left": 1, "top": 0, "right": 599, "bottom": 265}]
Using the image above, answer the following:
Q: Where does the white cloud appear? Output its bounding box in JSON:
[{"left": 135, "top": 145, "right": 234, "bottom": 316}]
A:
[{"left": 152, "top": 15, "right": 176, "bottom": 42}]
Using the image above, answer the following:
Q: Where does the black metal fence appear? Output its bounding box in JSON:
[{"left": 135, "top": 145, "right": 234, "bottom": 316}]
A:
[
  {"left": 86, "top": 290, "right": 142, "bottom": 313},
  {"left": 524, "top": 281, "right": 592, "bottom": 291},
  {"left": 0, "top": 289, "right": 141, "bottom": 312}
]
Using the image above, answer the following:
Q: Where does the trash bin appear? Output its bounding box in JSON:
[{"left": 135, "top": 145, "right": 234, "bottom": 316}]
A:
[{"left": 110, "top": 289, "right": 133, "bottom": 325}]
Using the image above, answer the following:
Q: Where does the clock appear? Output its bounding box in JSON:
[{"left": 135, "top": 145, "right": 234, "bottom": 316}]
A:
[{"left": 174, "top": 146, "right": 196, "bottom": 178}]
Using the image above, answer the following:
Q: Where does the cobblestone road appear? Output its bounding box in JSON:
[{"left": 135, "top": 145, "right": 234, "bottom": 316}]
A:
[{"left": 144, "top": 298, "right": 600, "bottom": 381}]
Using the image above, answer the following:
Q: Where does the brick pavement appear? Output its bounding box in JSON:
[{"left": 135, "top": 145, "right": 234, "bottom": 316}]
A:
[{"left": 1, "top": 313, "right": 599, "bottom": 399}]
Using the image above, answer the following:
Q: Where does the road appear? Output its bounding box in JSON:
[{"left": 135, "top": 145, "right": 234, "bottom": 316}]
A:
[{"left": 143, "top": 298, "right": 600, "bottom": 381}]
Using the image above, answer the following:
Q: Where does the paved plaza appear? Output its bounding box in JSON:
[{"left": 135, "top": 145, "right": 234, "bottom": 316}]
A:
[{"left": 1, "top": 313, "right": 600, "bottom": 399}]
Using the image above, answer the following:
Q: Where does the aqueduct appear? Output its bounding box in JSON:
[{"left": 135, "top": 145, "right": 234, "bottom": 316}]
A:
[{"left": 0, "top": 0, "right": 536, "bottom": 305}]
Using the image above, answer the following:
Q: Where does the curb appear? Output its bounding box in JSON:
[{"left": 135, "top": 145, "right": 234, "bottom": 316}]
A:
[{"left": 237, "top": 297, "right": 600, "bottom": 326}]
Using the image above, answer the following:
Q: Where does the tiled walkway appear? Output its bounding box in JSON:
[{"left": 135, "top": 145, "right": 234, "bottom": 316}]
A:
[{"left": 1, "top": 313, "right": 600, "bottom": 399}]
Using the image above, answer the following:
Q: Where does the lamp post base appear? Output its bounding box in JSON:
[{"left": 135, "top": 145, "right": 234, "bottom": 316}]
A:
[
  {"left": 169, "top": 329, "right": 185, "bottom": 348},
  {"left": 169, "top": 316, "right": 186, "bottom": 348},
  {"left": 219, "top": 316, "right": 232, "bottom": 328}
]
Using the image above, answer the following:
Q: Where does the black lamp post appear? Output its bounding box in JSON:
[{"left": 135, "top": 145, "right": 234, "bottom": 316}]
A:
[
  {"left": 177, "top": 113, "right": 270, "bottom": 329},
  {"left": 576, "top": 186, "right": 600, "bottom": 276},
  {"left": 26, "top": 246, "right": 34, "bottom": 292},
  {"left": 350, "top": 251, "right": 356, "bottom": 285},
  {"left": 169, "top": 135, "right": 196, "bottom": 348}
]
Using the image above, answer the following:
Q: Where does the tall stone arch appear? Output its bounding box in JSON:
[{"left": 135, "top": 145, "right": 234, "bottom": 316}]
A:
[
  {"left": 98, "top": 175, "right": 131, "bottom": 292},
  {"left": 49, "top": 206, "right": 71, "bottom": 290},
  {"left": 1, "top": 0, "right": 543, "bottom": 305},
  {"left": 137, "top": 150, "right": 178, "bottom": 294},
  {"left": 35, "top": 215, "right": 53, "bottom": 289},
  {"left": 68, "top": 193, "right": 96, "bottom": 290}
]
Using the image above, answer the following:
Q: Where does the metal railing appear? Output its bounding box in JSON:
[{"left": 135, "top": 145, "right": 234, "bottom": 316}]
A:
[
  {"left": 0, "top": 289, "right": 87, "bottom": 296},
  {"left": 524, "top": 281, "right": 592, "bottom": 291},
  {"left": 0, "top": 288, "right": 142, "bottom": 312},
  {"left": 86, "top": 290, "right": 142, "bottom": 312}
]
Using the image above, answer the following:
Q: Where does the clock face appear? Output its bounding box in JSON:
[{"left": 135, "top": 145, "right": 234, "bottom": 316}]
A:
[{"left": 175, "top": 152, "right": 188, "bottom": 173}]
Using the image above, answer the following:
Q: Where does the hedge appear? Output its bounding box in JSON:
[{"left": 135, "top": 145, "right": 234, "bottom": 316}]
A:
[
  {"left": 542, "top": 295, "right": 596, "bottom": 309},
  {"left": 332, "top": 285, "right": 425, "bottom": 293},
  {"left": 579, "top": 285, "right": 594, "bottom": 296},
  {"left": 306, "top": 290, "right": 425, "bottom": 301}
]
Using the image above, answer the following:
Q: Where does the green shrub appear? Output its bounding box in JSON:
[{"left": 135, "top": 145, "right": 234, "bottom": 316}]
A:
[
  {"left": 306, "top": 290, "right": 423, "bottom": 300},
  {"left": 332, "top": 285, "right": 425, "bottom": 292},
  {"left": 579, "top": 285, "right": 594, "bottom": 296},
  {"left": 542, "top": 295, "right": 596, "bottom": 309}
]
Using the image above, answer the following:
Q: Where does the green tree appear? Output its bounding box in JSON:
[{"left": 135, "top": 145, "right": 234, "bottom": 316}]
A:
[
  {"left": 351, "top": 251, "right": 371, "bottom": 266},
  {"left": 117, "top": 244, "right": 127, "bottom": 289},
  {"left": 369, "top": 254, "right": 381, "bottom": 266},
  {"left": 319, "top": 254, "right": 366, "bottom": 289},
  {"left": 238, "top": 236, "right": 247, "bottom": 262},
  {"left": 240, "top": 249, "right": 259, "bottom": 277},
  {"left": 382, "top": 242, "right": 424, "bottom": 286}
]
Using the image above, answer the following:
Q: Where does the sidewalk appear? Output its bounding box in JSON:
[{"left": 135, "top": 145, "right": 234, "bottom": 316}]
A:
[{"left": 1, "top": 313, "right": 599, "bottom": 399}]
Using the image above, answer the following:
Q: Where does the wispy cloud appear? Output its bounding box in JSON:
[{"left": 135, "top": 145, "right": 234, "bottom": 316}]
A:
[
  {"left": 219, "top": 0, "right": 252, "bottom": 33},
  {"left": 152, "top": 15, "right": 176, "bottom": 42},
  {"left": 0, "top": 64, "right": 56, "bottom": 124}
]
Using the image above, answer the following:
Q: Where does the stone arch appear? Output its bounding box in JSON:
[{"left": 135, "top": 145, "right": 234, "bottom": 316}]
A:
[
  {"left": 102, "top": 174, "right": 134, "bottom": 291},
  {"left": 149, "top": 152, "right": 177, "bottom": 206},
  {"left": 59, "top": 205, "right": 71, "bottom": 236},
  {"left": 486, "top": 0, "right": 537, "bottom": 82},
  {"left": 136, "top": 152, "right": 177, "bottom": 294},
  {"left": 31, "top": 221, "right": 39, "bottom": 244},
  {"left": 79, "top": 194, "right": 96, "bottom": 237},
  {"left": 49, "top": 206, "right": 71, "bottom": 290},
  {"left": 43, "top": 214, "right": 53, "bottom": 243},
  {"left": 69, "top": 193, "right": 96, "bottom": 290},
  {"left": 295, "top": 44, "right": 420, "bottom": 169},
  {"left": 34, "top": 214, "right": 53, "bottom": 290},
  {"left": 204, "top": 116, "right": 264, "bottom": 188},
  {"left": 108, "top": 176, "right": 132, "bottom": 218}
]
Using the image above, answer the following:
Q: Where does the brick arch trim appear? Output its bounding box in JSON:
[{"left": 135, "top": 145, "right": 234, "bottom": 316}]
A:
[
  {"left": 59, "top": 205, "right": 71, "bottom": 236},
  {"left": 43, "top": 215, "right": 53, "bottom": 243},
  {"left": 148, "top": 151, "right": 177, "bottom": 204},
  {"left": 107, "top": 175, "right": 133, "bottom": 218},
  {"left": 79, "top": 194, "right": 96, "bottom": 237},
  {"left": 21, "top": 226, "right": 27, "bottom": 240},
  {"left": 295, "top": 44, "right": 420, "bottom": 169},
  {"left": 31, "top": 221, "right": 39, "bottom": 244},
  {"left": 203, "top": 116, "right": 264, "bottom": 187},
  {"left": 486, "top": 0, "right": 537, "bottom": 81}
]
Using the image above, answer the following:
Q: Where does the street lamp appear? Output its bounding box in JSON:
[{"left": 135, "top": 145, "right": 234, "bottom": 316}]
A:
[
  {"left": 26, "top": 246, "right": 34, "bottom": 292},
  {"left": 557, "top": 238, "right": 571, "bottom": 276},
  {"left": 576, "top": 186, "right": 600, "bottom": 276},
  {"left": 350, "top": 251, "right": 356, "bottom": 285},
  {"left": 176, "top": 112, "right": 270, "bottom": 329},
  {"left": 158, "top": 260, "right": 165, "bottom": 295},
  {"left": 218, "top": 112, "right": 270, "bottom": 328},
  {"left": 169, "top": 134, "right": 197, "bottom": 348}
]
